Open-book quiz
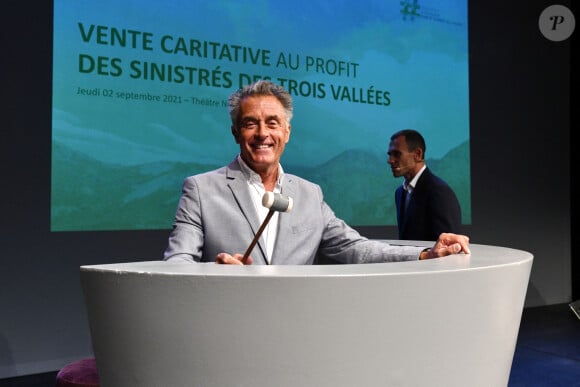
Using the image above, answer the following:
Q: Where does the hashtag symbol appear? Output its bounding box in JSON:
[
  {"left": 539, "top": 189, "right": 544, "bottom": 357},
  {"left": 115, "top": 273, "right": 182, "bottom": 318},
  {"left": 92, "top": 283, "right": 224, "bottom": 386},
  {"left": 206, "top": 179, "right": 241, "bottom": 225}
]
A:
[{"left": 400, "top": 0, "right": 421, "bottom": 20}]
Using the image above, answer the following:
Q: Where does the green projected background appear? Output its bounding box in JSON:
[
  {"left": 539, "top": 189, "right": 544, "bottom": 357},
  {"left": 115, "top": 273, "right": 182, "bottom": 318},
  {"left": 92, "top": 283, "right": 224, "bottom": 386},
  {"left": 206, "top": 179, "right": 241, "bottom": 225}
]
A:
[{"left": 51, "top": 0, "right": 470, "bottom": 231}]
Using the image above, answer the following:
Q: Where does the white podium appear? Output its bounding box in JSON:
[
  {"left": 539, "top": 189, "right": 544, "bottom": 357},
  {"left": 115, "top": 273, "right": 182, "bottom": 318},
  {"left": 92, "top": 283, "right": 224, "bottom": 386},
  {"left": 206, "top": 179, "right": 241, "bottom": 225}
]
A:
[{"left": 80, "top": 243, "right": 532, "bottom": 387}]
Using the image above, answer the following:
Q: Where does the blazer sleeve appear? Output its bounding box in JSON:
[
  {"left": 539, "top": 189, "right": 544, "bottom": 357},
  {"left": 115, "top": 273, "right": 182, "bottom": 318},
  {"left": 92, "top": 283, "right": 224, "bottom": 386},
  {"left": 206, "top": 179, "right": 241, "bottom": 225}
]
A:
[
  {"left": 163, "top": 176, "right": 207, "bottom": 263},
  {"left": 311, "top": 186, "right": 423, "bottom": 263}
]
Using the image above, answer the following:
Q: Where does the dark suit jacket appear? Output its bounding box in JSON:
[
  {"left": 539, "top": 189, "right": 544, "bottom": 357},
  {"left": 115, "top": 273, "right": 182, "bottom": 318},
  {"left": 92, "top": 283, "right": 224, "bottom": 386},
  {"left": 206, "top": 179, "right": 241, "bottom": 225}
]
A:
[
  {"left": 395, "top": 167, "right": 462, "bottom": 241},
  {"left": 164, "top": 157, "right": 426, "bottom": 264}
]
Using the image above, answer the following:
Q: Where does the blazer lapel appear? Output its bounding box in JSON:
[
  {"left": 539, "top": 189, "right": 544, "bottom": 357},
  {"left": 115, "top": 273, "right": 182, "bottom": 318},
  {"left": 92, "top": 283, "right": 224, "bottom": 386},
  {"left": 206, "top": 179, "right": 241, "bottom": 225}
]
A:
[{"left": 225, "top": 159, "right": 268, "bottom": 264}]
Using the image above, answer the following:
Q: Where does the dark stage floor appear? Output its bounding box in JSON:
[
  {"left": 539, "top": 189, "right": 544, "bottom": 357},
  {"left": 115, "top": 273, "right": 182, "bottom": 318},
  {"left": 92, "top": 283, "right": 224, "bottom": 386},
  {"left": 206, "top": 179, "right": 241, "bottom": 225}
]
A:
[{"left": 508, "top": 302, "right": 580, "bottom": 386}]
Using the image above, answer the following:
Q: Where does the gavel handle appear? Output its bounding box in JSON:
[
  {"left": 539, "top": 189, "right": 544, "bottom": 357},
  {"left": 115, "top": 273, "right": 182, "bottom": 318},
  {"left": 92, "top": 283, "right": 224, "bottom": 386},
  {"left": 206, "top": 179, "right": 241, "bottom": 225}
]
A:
[{"left": 242, "top": 209, "right": 275, "bottom": 264}]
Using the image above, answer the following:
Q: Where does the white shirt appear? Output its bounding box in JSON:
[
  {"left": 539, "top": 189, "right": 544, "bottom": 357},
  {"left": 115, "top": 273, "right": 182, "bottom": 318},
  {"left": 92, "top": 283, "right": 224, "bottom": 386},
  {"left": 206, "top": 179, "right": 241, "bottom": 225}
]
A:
[
  {"left": 237, "top": 155, "right": 283, "bottom": 264},
  {"left": 403, "top": 164, "right": 426, "bottom": 208}
]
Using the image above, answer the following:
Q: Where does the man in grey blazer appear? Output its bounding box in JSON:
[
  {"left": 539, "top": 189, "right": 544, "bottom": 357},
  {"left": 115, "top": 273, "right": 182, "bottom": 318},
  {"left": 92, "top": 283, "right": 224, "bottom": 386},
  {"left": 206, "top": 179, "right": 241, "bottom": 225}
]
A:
[{"left": 163, "top": 80, "right": 470, "bottom": 265}]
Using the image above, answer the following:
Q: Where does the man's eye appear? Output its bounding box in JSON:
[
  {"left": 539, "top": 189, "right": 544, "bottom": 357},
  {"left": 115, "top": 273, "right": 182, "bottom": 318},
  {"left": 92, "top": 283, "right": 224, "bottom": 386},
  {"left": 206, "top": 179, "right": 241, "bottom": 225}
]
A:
[
  {"left": 241, "top": 120, "right": 281, "bottom": 130},
  {"left": 242, "top": 121, "right": 257, "bottom": 129}
]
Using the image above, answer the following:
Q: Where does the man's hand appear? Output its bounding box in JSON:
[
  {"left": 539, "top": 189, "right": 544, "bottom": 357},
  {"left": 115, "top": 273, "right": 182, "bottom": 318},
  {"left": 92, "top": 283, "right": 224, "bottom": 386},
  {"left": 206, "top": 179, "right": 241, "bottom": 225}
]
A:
[
  {"left": 215, "top": 253, "right": 253, "bottom": 265},
  {"left": 420, "top": 233, "right": 471, "bottom": 260}
]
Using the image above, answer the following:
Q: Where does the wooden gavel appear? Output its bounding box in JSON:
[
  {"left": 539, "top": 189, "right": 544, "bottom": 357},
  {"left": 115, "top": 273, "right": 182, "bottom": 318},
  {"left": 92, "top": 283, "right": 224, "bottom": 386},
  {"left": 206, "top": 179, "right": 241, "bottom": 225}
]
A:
[{"left": 241, "top": 192, "right": 293, "bottom": 264}]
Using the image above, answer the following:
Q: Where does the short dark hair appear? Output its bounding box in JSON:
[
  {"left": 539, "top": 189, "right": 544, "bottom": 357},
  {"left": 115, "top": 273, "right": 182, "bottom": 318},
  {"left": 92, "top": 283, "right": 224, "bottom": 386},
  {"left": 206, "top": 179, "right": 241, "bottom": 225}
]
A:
[{"left": 391, "top": 129, "right": 426, "bottom": 156}]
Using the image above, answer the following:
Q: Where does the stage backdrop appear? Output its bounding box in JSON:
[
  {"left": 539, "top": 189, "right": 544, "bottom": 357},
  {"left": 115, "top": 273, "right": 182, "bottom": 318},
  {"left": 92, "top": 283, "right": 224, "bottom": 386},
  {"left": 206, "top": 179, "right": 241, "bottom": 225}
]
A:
[{"left": 51, "top": 0, "right": 470, "bottom": 231}]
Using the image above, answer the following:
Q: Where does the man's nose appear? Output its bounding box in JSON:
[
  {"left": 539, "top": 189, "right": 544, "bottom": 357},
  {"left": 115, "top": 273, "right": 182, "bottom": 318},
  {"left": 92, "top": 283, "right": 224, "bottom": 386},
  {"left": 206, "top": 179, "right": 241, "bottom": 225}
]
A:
[{"left": 255, "top": 123, "right": 268, "bottom": 136}]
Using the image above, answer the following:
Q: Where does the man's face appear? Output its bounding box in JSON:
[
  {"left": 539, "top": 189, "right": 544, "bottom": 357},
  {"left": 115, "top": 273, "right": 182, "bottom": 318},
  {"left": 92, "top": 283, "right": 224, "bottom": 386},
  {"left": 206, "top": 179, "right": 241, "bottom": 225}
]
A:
[
  {"left": 232, "top": 95, "right": 291, "bottom": 174},
  {"left": 387, "top": 135, "right": 420, "bottom": 179}
]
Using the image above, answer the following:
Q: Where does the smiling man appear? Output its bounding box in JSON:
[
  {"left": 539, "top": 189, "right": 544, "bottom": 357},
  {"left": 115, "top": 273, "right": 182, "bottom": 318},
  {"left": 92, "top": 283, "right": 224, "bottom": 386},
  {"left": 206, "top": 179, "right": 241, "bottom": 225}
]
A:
[
  {"left": 231, "top": 91, "right": 291, "bottom": 192},
  {"left": 163, "top": 80, "right": 470, "bottom": 265}
]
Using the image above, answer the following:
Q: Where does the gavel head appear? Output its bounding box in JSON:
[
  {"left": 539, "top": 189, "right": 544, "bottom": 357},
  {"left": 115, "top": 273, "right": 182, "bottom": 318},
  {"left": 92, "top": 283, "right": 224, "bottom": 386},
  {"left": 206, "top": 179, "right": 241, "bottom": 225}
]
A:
[{"left": 262, "top": 192, "right": 293, "bottom": 213}]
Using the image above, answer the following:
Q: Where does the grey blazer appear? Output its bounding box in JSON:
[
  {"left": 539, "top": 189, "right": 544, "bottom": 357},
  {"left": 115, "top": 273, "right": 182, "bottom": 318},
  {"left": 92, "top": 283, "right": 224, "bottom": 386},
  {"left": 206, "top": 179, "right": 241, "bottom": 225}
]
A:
[{"left": 164, "top": 157, "right": 423, "bottom": 264}]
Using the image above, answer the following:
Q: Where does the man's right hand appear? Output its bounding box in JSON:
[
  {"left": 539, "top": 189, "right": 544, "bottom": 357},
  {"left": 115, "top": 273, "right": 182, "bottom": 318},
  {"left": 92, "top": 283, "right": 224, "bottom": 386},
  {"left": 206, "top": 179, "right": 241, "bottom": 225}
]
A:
[{"left": 215, "top": 253, "right": 253, "bottom": 265}]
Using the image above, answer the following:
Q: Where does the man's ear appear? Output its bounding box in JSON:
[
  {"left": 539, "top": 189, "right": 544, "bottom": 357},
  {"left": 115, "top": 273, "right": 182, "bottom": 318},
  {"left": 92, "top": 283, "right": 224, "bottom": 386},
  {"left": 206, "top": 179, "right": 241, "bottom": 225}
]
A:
[
  {"left": 285, "top": 124, "right": 291, "bottom": 144},
  {"left": 231, "top": 125, "right": 240, "bottom": 144},
  {"left": 414, "top": 147, "right": 423, "bottom": 161}
]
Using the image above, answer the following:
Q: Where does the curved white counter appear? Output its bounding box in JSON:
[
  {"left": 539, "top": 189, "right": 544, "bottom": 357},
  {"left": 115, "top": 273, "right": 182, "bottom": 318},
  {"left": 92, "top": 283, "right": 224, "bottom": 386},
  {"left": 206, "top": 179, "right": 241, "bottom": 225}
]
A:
[{"left": 80, "top": 243, "right": 533, "bottom": 387}]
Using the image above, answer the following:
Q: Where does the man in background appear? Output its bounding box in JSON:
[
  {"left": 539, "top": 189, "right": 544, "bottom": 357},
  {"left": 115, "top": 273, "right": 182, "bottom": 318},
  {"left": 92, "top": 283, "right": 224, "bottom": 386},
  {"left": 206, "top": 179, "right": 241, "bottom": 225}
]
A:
[{"left": 387, "top": 129, "right": 462, "bottom": 241}]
